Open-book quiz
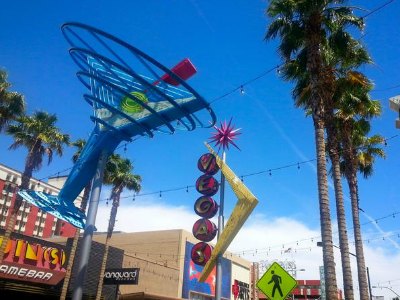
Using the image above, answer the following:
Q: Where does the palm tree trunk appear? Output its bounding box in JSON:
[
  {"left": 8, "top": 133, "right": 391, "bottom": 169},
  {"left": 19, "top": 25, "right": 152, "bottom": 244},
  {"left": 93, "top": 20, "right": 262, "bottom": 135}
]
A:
[
  {"left": 60, "top": 182, "right": 91, "bottom": 300},
  {"left": 95, "top": 238, "right": 110, "bottom": 300},
  {"left": 342, "top": 123, "right": 370, "bottom": 300},
  {"left": 327, "top": 128, "right": 354, "bottom": 300},
  {"left": 59, "top": 223, "right": 81, "bottom": 299},
  {"left": 95, "top": 188, "right": 122, "bottom": 300},
  {"left": 313, "top": 121, "right": 338, "bottom": 299},
  {"left": 13, "top": 156, "right": 35, "bottom": 233},
  {"left": 347, "top": 168, "right": 369, "bottom": 300},
  {"left": 306, "top": 14, "right": 338, "bottom": 296}
]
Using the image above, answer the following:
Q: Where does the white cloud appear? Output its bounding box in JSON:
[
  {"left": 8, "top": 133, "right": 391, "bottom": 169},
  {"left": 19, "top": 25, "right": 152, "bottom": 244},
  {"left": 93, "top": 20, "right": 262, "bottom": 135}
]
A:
[
  {"left": 96, "top": 200, "right": 196, "bottom": 233},
  {"left": 95, "top": 199, "right": 400, "bottom": 299}
]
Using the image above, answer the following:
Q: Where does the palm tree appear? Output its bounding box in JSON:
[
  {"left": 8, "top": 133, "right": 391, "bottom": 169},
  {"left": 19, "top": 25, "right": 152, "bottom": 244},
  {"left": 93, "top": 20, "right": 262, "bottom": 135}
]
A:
[
  {"left": 0, "top": 69, "right": 25, "bottom": 132},
  {"left": 95, "top": 154, "right": 141, "bottom": 300},
  {"left": 60, "top": 138, "right": 92, "bottom": 300},
  {"left": 0, "top": 111, "right": 70, "bottom": 262},
  {"left": 290, "top": 39, "right": 371, "bottom": 300},
  {"left": 324, "top": 71, "right": 377, "bottom": 300},
  {"left": 265, "top": 1, "right": 366, "bottom": 297},
  {"left": 339, "top": 114, "right": 384, "bottom": 300},
  {"left": 333, "top": 73, "right": 383, "bottom": 300},
  {"left": 0, "top": 69, "right": 25, "bottom": 231}
]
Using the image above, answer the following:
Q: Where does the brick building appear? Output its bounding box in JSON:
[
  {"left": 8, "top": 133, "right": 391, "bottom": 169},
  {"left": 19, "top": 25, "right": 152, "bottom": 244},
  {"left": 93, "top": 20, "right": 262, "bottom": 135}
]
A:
[{"left": 0, "top": 163, "right": 80, "bottom": 238}]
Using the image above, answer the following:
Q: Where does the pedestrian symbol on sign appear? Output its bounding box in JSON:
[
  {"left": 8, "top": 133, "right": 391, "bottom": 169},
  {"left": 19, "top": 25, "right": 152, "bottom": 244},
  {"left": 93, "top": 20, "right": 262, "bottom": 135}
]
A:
[
  {"left": 256, "top": 262, "right": 297, "bottom": 300},
  {"left": 268, "top": 270, "right": 283, "bottom": 297}
]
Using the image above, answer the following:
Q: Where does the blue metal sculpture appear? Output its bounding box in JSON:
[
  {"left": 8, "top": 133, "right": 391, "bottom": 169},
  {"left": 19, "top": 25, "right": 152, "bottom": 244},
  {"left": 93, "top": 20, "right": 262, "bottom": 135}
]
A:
[{"left": 18, "top": 22, "right": 216, "bottom": 229}]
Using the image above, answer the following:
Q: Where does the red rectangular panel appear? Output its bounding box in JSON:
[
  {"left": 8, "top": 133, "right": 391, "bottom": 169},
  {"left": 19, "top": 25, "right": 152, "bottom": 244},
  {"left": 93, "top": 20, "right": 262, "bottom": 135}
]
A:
[{"left": 161, "top": 58, "right": 197, "bottom": 86}]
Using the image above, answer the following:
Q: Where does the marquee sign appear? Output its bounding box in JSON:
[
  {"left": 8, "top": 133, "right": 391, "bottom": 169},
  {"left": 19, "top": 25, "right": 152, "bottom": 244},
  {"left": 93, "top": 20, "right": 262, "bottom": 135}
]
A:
[
  {"left": 191, "top": 153, "right": 220, "bottom": 266},
  {"left": 103, "top": 268, "right": 140, "bottom": 285},
  {"left": 199, "top": 143, "right": 258, "bottom": 282},
  {"left": 0, "top": 231, "right": 68, "bottom": 285}
]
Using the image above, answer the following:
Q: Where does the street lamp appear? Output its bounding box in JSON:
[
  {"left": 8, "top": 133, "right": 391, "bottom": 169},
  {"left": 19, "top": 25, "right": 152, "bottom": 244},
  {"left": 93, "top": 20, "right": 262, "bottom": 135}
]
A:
[
  {"left": 317, "top": 242, "right": 373, "bottom": 300},
  {"left": 389, "top": 95, "right": 400, "bottom": 129},
  {"left": 372, "top": 286, "right": 400, "bottom": 298},
  {"left": 288, "top": 268, "right": 305, "bottom": 300},
  {"left": 317, "top": 241, "right": 357, "bottom": 257}
]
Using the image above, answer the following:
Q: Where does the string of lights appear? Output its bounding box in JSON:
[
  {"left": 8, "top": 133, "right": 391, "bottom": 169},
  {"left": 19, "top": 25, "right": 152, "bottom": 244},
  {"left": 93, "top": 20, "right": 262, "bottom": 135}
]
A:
[
  {"left": 209, "top": 65, "right": 280, "bottom": 104},
  {"left": 86, "top": 228, "right": 400, "bottom": 265},
  {"left": 231, "top": 210, "right": 400, "bottom": 256},
  {"left": 27, "top": 131, "right": 400, "bottom": 205},
  {"left": 362, "top": 0, "right": 396, "bottom": 18},
  {"left": 374, "top": 278, "right": 400, "bottom": 287},
  {"left": 86, "top": 209, "right": 399, "bottom": 262},
  {"left": 103, "top": 134, "right": 398, "bottom": 203},
  {"left": 36, "top": 137, "right": 143, "bottom": 183}
]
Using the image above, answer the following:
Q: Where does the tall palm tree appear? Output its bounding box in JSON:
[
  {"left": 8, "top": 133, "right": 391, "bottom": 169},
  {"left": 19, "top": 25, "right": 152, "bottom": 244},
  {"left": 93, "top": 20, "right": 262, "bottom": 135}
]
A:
[
  {"left": 60, "top": 138, "right": 92, "bottom": 300},
  {"left": 288, "top": 41, "right": 371, "bottom": 300},
  {"left": 95, "top": 154, "right": 141, "bottom": 300},
  {"left": 334, "top": 74, "right": 383, "bottom": 300},
  {"left": 324, "top": 71, "right": 377, "bottom": 300},
  {"left": 340, "top": 116, "right": 384, "bottom": 299},
  {"left": 0, "top": 69, "right": 25, "bottom": 231},
  {"left": 0, "top": 69, "right": 25, "bottom": 132},
  {"left": 0, "top": 111, "right": 70, "bottom": 262},
  {"left": 266, "top": 1, "right": 366, "bottom": 297}
]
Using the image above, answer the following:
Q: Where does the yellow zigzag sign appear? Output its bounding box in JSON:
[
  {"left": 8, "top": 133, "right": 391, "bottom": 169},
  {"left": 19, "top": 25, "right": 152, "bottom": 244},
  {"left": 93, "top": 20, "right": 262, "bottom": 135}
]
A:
[{"left": 199, "top": 143, "right": 259, "bottom": 282}]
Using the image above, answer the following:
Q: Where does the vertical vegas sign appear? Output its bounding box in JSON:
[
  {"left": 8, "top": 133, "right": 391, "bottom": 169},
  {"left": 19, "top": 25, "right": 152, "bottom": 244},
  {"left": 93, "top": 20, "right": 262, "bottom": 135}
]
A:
[{"left": 191, "top": 153, "right": 220, "bottom": 267}]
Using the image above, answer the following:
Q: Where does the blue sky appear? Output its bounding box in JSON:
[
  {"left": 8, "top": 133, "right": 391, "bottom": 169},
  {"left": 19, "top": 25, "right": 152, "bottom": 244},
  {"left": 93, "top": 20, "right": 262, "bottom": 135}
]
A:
[{"left": 1, "top": 0, "right": 400, "bottom": 298}]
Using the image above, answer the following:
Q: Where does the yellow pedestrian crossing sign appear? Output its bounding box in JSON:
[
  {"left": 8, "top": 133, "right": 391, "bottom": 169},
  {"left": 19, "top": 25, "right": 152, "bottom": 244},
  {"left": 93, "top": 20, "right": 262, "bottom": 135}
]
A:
[{"left": 256, "top": 262, "right": 297, "bottom": 300}]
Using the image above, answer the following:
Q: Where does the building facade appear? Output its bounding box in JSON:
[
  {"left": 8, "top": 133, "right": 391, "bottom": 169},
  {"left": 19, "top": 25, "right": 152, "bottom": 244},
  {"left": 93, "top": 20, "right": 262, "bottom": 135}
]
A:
[
  {"left": 0, "top": 164, "right": 80, "bottom": 238},
  {"left": 89, "top": 229, "right": 252, "bottom": 300},
  {"left": 0, "top": 161, "right": 252, "bottom": 299}
]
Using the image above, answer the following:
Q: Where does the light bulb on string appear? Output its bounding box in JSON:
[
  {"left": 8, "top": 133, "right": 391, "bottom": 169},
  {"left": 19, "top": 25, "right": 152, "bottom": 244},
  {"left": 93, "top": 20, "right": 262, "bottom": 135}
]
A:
[{"left": 240, "top": 85, "right": 245, "bottom": 95}]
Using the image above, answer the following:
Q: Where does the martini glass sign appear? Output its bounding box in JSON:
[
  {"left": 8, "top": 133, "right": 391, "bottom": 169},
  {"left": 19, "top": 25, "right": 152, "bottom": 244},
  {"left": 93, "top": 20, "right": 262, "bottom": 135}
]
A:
[{"left": 191, "top": 153, "right": 220, "bottom": 266}]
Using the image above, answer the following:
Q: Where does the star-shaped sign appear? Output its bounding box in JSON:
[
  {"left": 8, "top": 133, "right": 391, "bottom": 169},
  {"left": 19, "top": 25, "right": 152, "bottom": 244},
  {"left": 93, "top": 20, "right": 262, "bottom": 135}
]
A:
[{"left": 209, "top": 118, "right": 241, "bottom": 152}]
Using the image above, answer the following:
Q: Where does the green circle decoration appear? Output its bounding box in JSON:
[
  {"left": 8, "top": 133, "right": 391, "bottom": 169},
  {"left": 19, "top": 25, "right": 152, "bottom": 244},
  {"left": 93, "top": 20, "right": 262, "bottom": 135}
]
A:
[{"left": 120, "top": 92, "right": 149, "bottom": 114}]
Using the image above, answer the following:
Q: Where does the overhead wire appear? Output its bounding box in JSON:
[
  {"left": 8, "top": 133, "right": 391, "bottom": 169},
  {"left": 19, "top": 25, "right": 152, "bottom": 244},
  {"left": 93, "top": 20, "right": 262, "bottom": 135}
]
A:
[{"left": 102, "top": 134, "right": 398, "bottom": 202}]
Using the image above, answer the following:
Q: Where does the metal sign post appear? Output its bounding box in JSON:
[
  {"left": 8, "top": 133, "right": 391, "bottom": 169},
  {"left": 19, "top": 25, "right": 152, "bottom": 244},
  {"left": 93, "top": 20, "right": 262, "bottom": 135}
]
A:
[
  {"left": 215, "top": 151, "right": 226, "bottom": 300},
  {"left": 72, "top": 150, "right": 108, "bottom": 300}
]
